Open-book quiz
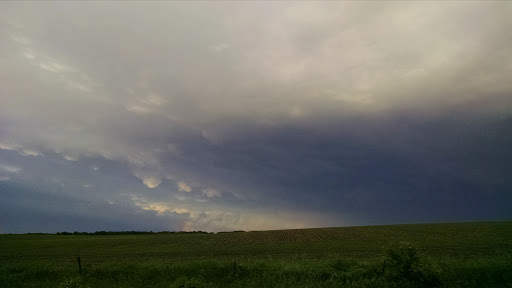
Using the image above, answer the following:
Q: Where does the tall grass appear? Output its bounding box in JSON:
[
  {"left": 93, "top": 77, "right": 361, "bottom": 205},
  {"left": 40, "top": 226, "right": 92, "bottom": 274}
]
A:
[{"left": 2, "top": 255, "right": 511, "bottom": 287}]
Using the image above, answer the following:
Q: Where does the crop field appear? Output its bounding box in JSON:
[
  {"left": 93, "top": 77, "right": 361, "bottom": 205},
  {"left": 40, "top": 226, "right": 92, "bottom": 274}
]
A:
[{"left": 1, "top": 221, "right": 511, "bottom": 287}]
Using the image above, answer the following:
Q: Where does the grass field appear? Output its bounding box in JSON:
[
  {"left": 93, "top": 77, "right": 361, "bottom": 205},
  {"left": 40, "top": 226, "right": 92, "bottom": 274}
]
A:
[{"left": 1, "top": 221, "right": 511, "bottom": 287}]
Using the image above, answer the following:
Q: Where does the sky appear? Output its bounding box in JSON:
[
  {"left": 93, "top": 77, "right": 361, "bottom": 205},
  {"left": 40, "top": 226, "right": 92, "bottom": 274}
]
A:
[{"left": 1, "top": 1, "right": 511, "bottom": 233}]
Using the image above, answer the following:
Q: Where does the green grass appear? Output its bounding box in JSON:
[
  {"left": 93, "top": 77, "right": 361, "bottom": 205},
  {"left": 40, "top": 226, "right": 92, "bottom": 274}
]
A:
[{"left": 1, "top": 221, "right": 511, "bottom": 287}]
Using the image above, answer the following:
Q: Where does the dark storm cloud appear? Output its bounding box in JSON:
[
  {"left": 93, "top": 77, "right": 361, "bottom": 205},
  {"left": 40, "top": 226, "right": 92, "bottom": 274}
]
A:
[
  {"left": 0, "top": 2, "right": 511, "bottom": 232},
  {"left": 0, "top": 149, "right": 189, "bottom": 233},
  {"left": 0, "top": 181, "right": 187, "bottom": 233},
  {"left": 154, "top": 112, "right": 512, "bottom": 223}
]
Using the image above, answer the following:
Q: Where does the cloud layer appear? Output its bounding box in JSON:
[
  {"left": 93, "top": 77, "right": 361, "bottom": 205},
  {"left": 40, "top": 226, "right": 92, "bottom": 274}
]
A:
[{"left": 1, "top": 2, "right": 511, "bottom": 233}]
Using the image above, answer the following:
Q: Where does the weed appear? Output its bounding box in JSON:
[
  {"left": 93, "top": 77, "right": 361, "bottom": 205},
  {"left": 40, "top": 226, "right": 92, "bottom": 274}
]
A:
[{"left": 383, "top": 242, "right": 441, "bottom": 287}]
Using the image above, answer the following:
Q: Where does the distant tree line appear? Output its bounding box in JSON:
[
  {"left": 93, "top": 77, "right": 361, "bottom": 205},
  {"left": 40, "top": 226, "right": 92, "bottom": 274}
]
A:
[
  {"left": 55, "top": 231, "right": 213, "bottom": 235},
  {"left": 7, "top": 230, "right": 247, "bottom": 235}
]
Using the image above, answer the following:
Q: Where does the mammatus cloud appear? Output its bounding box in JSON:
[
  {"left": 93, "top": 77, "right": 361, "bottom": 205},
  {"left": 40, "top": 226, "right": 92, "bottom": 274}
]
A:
[
  {"left": 142, "top": 177, "right": 161, "bottom": 189},
  {"left": 0, "top": 142, "right": 41, "bottom": 157},
  {"left": 178, "top": 181, "right": 192, "bottom": 193},
  {"left": 0, "top": 143, "right": 19, "bottom": 151},
  {"left": 0, "top": 164, "right": 22, "bottom": 174},
  {"left": 0, "top": 163, "right": 21, "bottom": 183},
  {"left": 133, "top": 171, "right": 162, "bottom": 189},
  {"left": 19, "top": 148, "right": 41, "bottom": 157},
  {"left": 63, "top": 154, "right": 78, "bottom": 161},
  {"left": 0, "top": 2, "right": 511, "bottom": 232},
  {"left": 203, "top": 188, "right": 222, "bottom": 198},
  {"left": 129, "top": 193, "right": 336, "bottom": 231}
]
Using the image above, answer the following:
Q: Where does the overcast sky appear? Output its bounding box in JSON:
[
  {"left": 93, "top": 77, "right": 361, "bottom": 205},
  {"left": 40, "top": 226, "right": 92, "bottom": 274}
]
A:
[{"left": 1, "top": 1, "right": 511, "bottom": 233}]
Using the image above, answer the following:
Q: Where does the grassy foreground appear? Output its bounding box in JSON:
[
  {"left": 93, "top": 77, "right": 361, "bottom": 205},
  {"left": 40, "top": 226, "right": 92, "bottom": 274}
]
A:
[{"left": 1, "top": 221, "right": 511, "bottom": 287}]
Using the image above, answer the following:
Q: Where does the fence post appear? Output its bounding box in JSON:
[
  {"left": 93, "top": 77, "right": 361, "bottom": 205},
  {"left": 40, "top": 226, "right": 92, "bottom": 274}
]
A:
[{"left": 77, "top": 256, "right": 82, "bottom": 273}]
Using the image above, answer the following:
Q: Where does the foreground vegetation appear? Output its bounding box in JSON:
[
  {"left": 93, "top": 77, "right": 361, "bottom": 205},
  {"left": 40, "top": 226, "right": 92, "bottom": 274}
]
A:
[{"left": 1, "top": 221, "right": 511, "bottom": 287}]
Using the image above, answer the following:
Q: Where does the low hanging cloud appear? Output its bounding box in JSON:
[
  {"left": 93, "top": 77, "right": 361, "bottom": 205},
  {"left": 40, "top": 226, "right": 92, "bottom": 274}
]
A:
[
  {"left": 0, "top": 143, "right": 20, "bottom": 151},
  {"left": 178, "top": 181, "right": 192, "bottom": 193},
  {"left": 19, "top": 148, "right": 41, "bottom": 157},
  {"left": 0, "top": 164, "right": 22, "bottom": 174},
  {"left": 202, "top": 188, "right": 222, "bottom": 198},
  {"left": 133, "top": 171, "right": 162, "bottom": 189},
  {"left": 0, "top": 142, "right": 41, "bottom": 157},
  {"left": 142, "top": 177, "right": 161, "bottom": 189}
]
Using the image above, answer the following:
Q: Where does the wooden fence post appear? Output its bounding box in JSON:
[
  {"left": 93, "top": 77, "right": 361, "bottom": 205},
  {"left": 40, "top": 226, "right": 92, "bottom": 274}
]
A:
[{"left": 77, "top": 256, "right": 82, "bottom": 273}]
